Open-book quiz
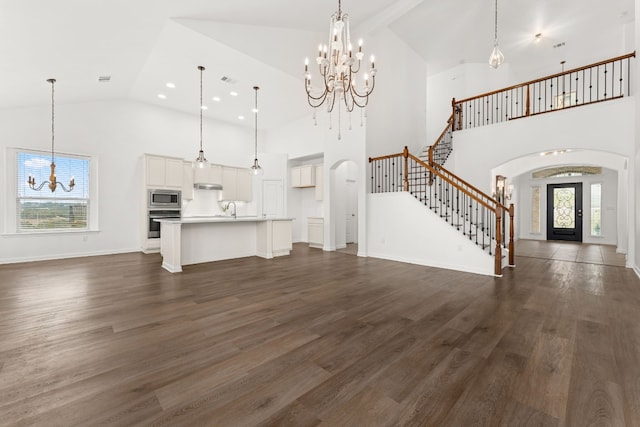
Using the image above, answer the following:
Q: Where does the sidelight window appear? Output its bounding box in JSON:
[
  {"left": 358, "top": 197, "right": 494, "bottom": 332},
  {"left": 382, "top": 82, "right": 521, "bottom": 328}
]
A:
[{"left": 590, "top": 183, "right": 602, "bottom": 236}]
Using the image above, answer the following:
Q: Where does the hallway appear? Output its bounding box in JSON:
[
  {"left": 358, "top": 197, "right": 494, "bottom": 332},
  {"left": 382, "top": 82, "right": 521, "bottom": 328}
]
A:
[{"left": 516, "top": 239, "right": 626, "bottom": 267}]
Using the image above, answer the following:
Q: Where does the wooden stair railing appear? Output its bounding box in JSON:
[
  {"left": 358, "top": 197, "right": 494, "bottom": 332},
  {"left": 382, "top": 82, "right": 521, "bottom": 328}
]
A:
[
  {"left": 370, "top": 147, "right": 514, "bottom": 276},
  {"left": 421, "top": 52, "right": 635, "bottom": 169},
  {"left": 452, "top": 52, "right": 635, "bottom": 131}
]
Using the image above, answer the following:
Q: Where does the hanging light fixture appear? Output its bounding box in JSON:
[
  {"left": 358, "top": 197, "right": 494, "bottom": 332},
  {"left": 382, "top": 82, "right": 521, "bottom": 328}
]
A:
[
  {"left": 250, "top": 86, "right": 263, "bottom": 176},
  {"left": 28, "top": 78, "right": 75, "bottom": 192},
  {"left": 194, "top": 65, "right": 209, "bottom": 169},
  {"left": 304, "top": 0, "right": 377, "bottom": 139},
  {"left": 488, "top": 0, "right": 504, "bottom": 69}
]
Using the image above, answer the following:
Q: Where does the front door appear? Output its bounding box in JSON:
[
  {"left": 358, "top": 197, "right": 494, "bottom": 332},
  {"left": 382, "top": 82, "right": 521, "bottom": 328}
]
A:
[{"left": 546, "top": 183, "right": 583, "bottom": 241}]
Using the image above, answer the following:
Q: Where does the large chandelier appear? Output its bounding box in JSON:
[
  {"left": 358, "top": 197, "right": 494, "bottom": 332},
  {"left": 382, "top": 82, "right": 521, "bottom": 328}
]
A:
[
  {"left": 194, "top": 65, "right": 209, "bottom": 169},
  {"left": 28, "top": 78, "right": 75, "bottom": 192},
  {"left": 488, "top": 0, "right": 504, "bottom": 68},
  {"left": 304, "top": 0, "right": 377, "bottom": 138}
]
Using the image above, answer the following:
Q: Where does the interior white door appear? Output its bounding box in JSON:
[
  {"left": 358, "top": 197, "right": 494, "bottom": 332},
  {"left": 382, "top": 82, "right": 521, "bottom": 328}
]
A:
[
  {"left": 262, "top": 180, "right": 284, "bottom": 218},
  {"left": 346, "top": 180, "right": 357, "bottom": 243}
]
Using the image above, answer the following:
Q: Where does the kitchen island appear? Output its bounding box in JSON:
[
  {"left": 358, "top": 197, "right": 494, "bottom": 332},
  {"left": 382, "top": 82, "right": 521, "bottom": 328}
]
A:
[{"left": 156, "top": 216, "right": 293, "bottom": 273}]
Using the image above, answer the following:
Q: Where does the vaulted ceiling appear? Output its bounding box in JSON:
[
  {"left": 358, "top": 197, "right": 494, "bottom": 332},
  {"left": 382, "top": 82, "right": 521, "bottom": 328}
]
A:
[{"left": 0, "top": 0, "right": 634, "bottom": 129}]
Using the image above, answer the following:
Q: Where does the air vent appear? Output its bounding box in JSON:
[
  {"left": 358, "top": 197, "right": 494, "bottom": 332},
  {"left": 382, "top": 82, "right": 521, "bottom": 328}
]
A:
[
  {"left": 220, "top": 76, "right": 237, "bottom": 84},
  {"left": 553, "top": 42, "right": 566, "bottom": 49},
  {"left": 98, "top": 75, "right": 111, "bottom": 82}
]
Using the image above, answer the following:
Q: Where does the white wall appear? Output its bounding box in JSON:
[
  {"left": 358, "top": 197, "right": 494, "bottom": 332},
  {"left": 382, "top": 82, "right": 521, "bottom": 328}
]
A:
[
  {"left": 516, "top": 167, "right": 619, "bottom": 246},
  {"left": 368, "top": 192, "right": 495, "bottom": 276},
  {"left": 0, "top": 99, "right": 254, "bottom": 263},
  {"left": 635, "top": 0, "right": 640, "bottom": 276},
  {"left": 366, "top": 28, "right": 427, "bottom": 158},
  {"left": 449, "top": 97, "right": 635, "bottom": 265},
  {"left": 426, "top": 62, "right": 511, "bottom": 145}
]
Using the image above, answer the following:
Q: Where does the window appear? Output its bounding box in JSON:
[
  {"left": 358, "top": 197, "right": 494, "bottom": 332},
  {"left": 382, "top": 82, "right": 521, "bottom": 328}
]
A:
[
  {"left": 16, "top": 150, "right": 90, "bottom": 232},
  {"left": 590, "top": 183, "right": 602, "bottom": 236},
  {"left": 531, "top": 186, "right": 540, "bottom": 233}
]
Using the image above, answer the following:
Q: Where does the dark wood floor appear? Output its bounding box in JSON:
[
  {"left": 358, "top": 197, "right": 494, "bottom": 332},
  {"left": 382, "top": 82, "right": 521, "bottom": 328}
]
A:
[{"left": 1, "top": 243, "right": 639, "bottom": 426}]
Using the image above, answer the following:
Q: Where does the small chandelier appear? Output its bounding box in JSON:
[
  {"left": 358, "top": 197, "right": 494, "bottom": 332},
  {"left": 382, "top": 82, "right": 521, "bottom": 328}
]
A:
[
  {"left": 304, "top": 0, "right": 377, "bottom": 138},
  {"left": 194, "top": 65, "right": 209, "bottom": 169},
  {"left": 28, "top": 78, "right": 75, "bottom": 192},
  {"left": 250, "top": 86, "right": 263, "bottom": 176},
  {"left": 488, "top": 0, "right": 504, "bottom": 68}
]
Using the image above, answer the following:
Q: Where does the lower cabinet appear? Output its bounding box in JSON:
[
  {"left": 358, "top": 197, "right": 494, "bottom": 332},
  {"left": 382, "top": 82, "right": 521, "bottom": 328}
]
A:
[
  {"left": 257, "top": 220, "right": 293, "bottom": 258},
  {"left": 308, "top": 217, "right": 324, "bottom": 248}
]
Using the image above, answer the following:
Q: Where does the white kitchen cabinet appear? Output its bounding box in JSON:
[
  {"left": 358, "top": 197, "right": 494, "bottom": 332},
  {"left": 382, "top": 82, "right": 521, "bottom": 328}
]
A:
[
  {"left": 236, "top": 168, "right": 252, "bottom": 201},
  {"left": 182, "top": 161, "right": 194, "bottom": 200},
  {"left": 315, "top": 164, "right": 324, "bottom": 201},
  {"left": 194, "top": 163, "right": 222, "bottom": 186},
  {"left": 145, "top": 154, "right": 183, "bottom": 189},
  {"left": 291, "top": 165, "right": 315, "bottom": 188},
  {"left": 220, "top": 166, "right": 252, "bottom": 201},
  {"left": 308, "top": 217, "right": 324, "bottom": 248},
  {"left": 256, "top": 219, "right": 293, "bottom": 259},
  {"left": 272, "top": 220, "right": 293, "bottom": 253}
]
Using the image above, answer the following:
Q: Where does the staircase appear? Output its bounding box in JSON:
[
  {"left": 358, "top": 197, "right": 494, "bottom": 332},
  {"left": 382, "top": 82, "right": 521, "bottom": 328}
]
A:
[
  {"left": 370, "top": 147, "right": 513, "bottom": 276},
  {"left": 369, "top": 52, "right": 635, "bottom": 276}
]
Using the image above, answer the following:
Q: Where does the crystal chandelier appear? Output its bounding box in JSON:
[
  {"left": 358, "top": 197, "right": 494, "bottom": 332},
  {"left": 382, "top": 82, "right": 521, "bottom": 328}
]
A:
[
  {"left": 304, "top": 0, "right": 377, "bottom": 139},
  {"left": 28, "top": 78, "right": 75, "bottom": 192},
  {"left": 250, "top": 86, "right": 263, "bottom": 175},
  {"left": 194, "top": 65, "right": 209, "bottom": 169},
  {"left": 488, "top": 0, "right": 504, "bottom": 68}
]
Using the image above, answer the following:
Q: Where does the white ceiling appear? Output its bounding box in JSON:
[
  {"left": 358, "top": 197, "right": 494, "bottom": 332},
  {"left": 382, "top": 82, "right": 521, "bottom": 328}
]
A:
[{"left": 0, "top": 0, "right": 634, "bottom": 130}]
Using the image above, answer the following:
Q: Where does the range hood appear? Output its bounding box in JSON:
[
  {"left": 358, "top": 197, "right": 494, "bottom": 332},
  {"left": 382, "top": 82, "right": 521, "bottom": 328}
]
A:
[{"left": 194, "top": 183, "right": 223, "bottom": 190}]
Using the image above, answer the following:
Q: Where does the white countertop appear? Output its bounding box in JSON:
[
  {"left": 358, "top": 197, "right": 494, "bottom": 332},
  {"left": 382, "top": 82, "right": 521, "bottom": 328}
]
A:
[{"left": 155, "top": 216, "right": 293, "bottom": 224}]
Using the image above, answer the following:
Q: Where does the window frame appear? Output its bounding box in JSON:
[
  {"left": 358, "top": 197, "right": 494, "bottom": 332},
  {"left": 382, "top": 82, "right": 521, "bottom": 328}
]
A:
[
  {"left": 589, "top": 181, "right": 603, "bottom": 237},
  {"left": 5, "top": 147, "right": 99, "bottom": 235}
]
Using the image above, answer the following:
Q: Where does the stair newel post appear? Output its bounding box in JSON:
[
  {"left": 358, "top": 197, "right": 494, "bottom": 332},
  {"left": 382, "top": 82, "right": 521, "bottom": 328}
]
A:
[
  {"left": 403, "top": 146, "right": 409, "bottom": 192},
  {"left": 451, "top": 98, "right": 457, "bottom": 131},
  {"left": 494, "top": 207, "right": 502, "bottom": 275},
  {"left": 508, "top": 203, "right": 515, "bottom": 266},
  {"left": 525, "top": 85, "right": 531, "bottom": 117}
]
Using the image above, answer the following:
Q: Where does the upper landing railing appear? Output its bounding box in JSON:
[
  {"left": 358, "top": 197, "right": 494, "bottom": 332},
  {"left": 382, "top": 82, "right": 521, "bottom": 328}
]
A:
[{"left": 451, "top": 52, "right": 635, "bottom": 132}]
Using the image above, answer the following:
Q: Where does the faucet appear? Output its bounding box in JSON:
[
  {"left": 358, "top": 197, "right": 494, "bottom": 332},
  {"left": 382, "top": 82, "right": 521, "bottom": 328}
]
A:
[{"left": 225, "top": 201, "right": 237, "bottom": 218}]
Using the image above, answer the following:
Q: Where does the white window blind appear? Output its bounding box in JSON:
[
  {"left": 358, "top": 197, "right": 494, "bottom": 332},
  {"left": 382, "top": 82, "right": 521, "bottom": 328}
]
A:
[{"left": 16, "top": 150, "right": 90, "bottom": 232}]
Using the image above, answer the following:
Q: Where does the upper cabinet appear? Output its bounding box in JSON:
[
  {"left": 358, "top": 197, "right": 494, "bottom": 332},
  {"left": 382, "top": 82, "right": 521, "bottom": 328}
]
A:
[
  {"left": 145, "top": 154, "right": 183, "bottom": 189},
  {"left": 220, "top": 166, "right": 252, "bottom": 201},
  {"left": 291, "top": 165, "right": 316, "bottom": 188},
  {"left": 182, "top": 161, "right": 195, "bottom": 200},
  {"left": 194, "top": 163, "right": 222, "bottom": 186}
]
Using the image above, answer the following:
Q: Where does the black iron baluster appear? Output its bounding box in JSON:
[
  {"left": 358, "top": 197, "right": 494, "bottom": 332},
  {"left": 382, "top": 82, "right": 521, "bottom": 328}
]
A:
[{"left": 604, "top": 63, "right": 608, "bottom": 98}]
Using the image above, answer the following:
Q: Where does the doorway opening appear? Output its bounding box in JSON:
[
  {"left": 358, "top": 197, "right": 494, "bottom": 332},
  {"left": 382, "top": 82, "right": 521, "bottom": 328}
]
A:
[{"left": 331, "top": 160, "right": 359, "bottom": 255}]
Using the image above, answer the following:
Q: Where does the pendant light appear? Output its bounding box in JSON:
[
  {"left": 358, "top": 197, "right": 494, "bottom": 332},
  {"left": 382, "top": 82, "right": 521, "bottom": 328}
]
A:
[
  {"left": 194, "top": 65, "right": 209, "bottom": 169},
  {"left": 488, "top": 0, "right": 504, "bottom": 69},
  {"left": 250, "top": 86, "right": 263, "bottom": 176},
  {"left": 28, "top": 78, "right": 75, "bottom": 192}
]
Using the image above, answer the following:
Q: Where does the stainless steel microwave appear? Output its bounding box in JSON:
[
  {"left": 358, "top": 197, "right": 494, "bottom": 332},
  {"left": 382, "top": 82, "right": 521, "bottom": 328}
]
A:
[{"left": 148, "top": 189, "right": 181, "bottom": 209}]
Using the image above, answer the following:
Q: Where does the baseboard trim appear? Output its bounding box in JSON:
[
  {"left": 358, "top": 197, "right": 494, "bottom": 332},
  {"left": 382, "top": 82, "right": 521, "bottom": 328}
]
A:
[
  {"left": 0, "top": 248, "right": 141, "bottom": 265},
  {"left": 634, "top": 265, "right": 640, "bottom": 280}
]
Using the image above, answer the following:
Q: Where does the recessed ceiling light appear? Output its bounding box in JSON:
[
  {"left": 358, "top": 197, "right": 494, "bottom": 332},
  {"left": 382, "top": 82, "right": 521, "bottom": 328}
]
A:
[
  {"left": 157, "top": 94, "right": 167, "bottom": 99},
  {"left": 238, "top": 115, "right": 245, "bottom": 120},
  {"left": 201, "top": 105, "right": 208, "bottom": 110},
  {"left": 212, "top": 96, "right": 221, "bottom": 102},
  {"left": 166, "top": 82, "right": 175, "bottom": 89},
  {"left": 252, "top": 108, "right": 259, "bottom": 113},
  {"left": 230, "top": 91, "right": 238, "bottom": 97}
]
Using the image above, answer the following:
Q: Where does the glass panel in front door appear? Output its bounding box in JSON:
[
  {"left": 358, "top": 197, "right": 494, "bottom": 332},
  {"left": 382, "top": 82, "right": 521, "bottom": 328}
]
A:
[{"left": 553, "top": 187, "right": 575, "bottom": 228}]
